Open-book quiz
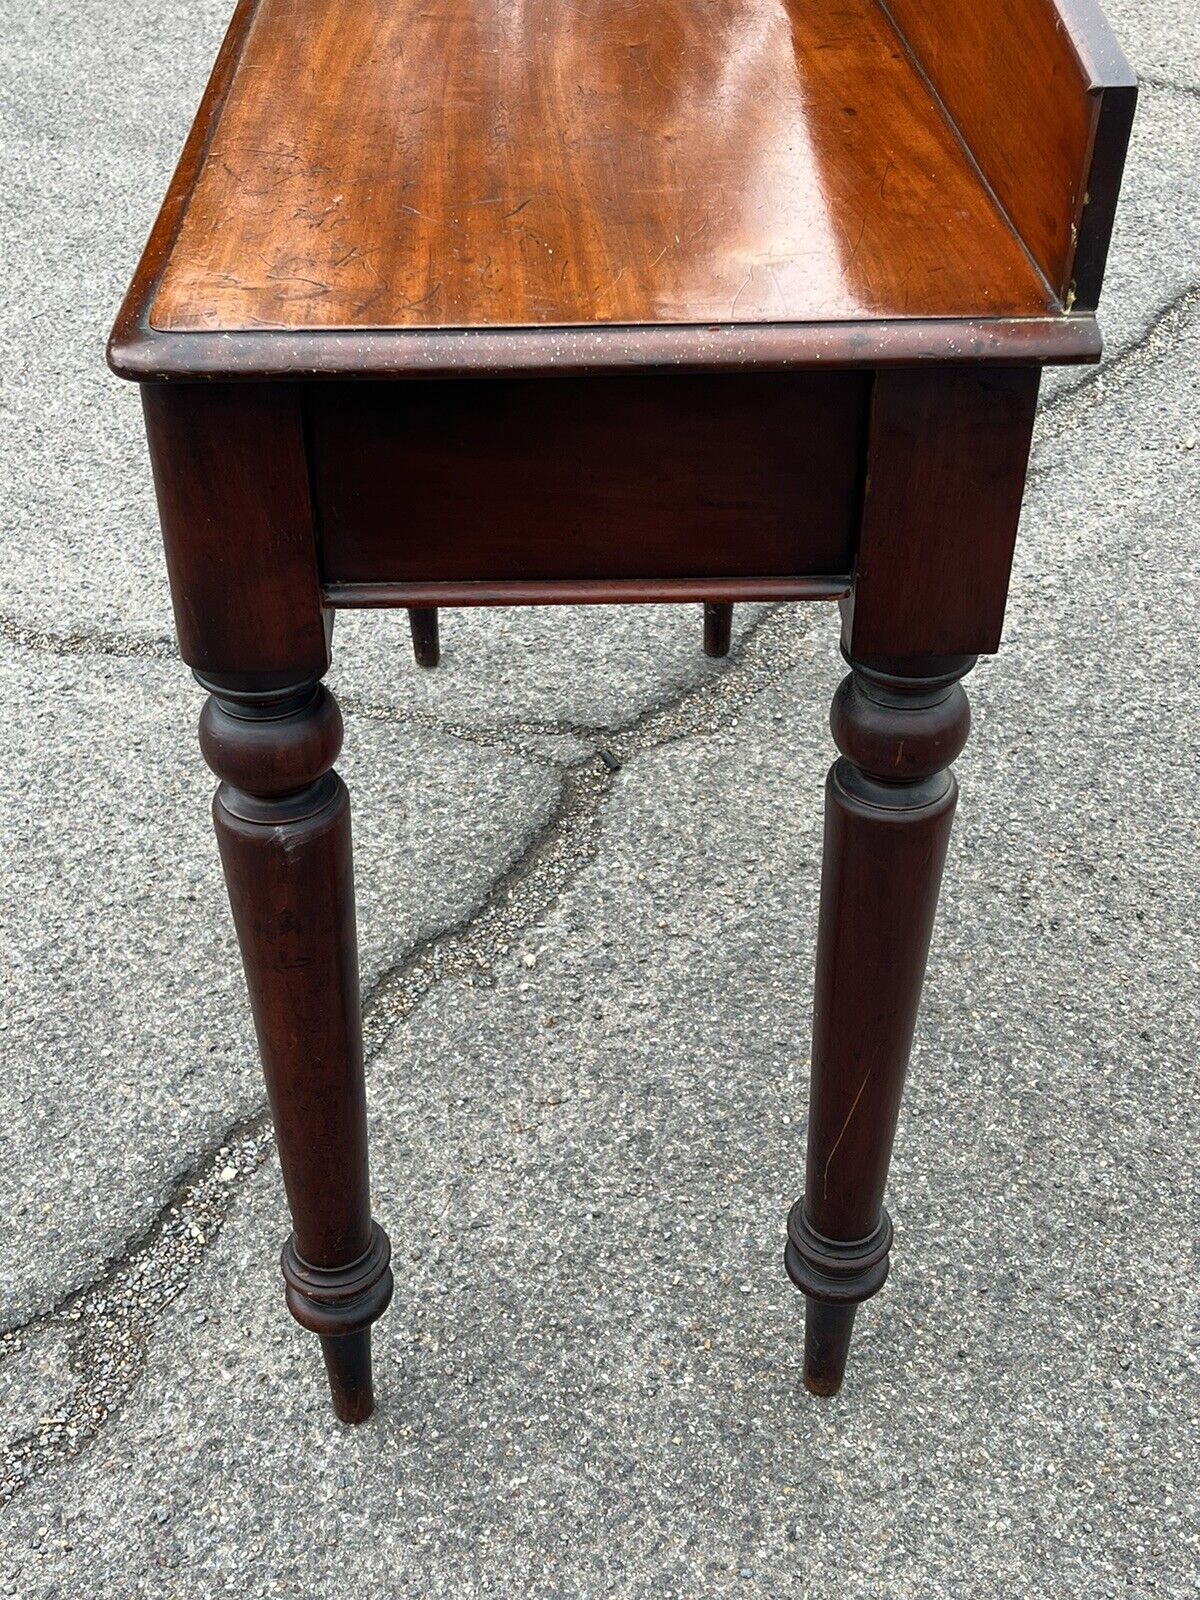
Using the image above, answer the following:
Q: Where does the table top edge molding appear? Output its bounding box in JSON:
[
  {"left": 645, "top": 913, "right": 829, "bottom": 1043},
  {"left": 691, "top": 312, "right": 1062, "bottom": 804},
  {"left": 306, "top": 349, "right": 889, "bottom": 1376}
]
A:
[
  {"left": 108, "top": 0, "right": 256, "bottom": 381},
  {"left": 107, "top": 315, "right": 1103, "bottom": 383},
  {"left": 1054, "top": 0, "right": 1139, "bottom": 89}
]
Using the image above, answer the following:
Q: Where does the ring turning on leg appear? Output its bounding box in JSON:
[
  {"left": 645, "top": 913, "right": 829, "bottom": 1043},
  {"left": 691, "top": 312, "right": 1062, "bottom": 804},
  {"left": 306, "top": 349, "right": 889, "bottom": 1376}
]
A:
[{"left": 283, "top": 1223, "right": 394, "bottom": 1422}]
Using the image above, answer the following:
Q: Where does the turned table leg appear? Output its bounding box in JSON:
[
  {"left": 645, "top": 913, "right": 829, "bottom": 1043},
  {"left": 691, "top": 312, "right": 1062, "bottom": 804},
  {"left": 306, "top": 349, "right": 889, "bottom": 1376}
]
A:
[
  {"left": 785, "top": 653, "right": 974, "bottom": 1394},
  {"left": 407, "top": 606, "right": 440, "bottom": 668},
  {"left": 703, "top": 601, "right": 734, "bottom": 658},
  {"left": 198, "top": 675, "right": 393, "bottom": 1422}
]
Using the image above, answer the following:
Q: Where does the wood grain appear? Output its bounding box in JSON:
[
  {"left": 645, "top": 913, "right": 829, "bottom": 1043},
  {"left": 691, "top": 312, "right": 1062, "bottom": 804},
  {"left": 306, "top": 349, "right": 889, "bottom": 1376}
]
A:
[
  {"left": 321, "top": 577, "right": 851, "bottom": 607},
  {"left": 847, "top": 366, "right": 1042, "bottom": 660},
  {"left": 112, "top": 313, "right": 1101, "bottom": 383},
  {"left": 141, "top": 382, "right": 329, "bottom": 685},
  {"left": 150, "top": 0, "right": 1051, "bottom": 333},
  {"left": 786, "top": 654, "right": 974, "bottom": 1395},
  {"left": 112, "top": 0, "right": 1137, "bottom": 1426},
  {"left": 878, "top": 0, "right": 1136, "bottom": 305},
  {"left": 201, "top": 678, "right": 393, "bottom": 1422},
  {"left": 307, "top": 373, "right": 868, "bottom": 587}
]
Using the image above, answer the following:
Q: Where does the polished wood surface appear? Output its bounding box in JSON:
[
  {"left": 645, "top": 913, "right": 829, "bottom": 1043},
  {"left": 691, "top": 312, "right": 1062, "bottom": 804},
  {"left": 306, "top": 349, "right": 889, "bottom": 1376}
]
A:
[
  {"left": 848, "top": 366, "right": 1042, "bottom": 659},
  {"left": 150, "top": 0, "right": 1052, "bottom": 334},
  {"left": 142, "top": 383, "right": 329, "bottom": 687},
  {"left": 406, "top": 607, "right": 441, "bottom": 669},
  {"left": 322, "top": 576, "right": 852, "bottom": 607},
  {"left": 786, "top": 654, "right": 974, "bottom": 1395},
  {"left": 114, "top": 309, "right": 1101, "bottom": 382},
  {"left": 880, "top": 0, "right": 1136, "bottom": 305},
  {"left": 703, "top": 602, "right": 734, "bottom": 659}
]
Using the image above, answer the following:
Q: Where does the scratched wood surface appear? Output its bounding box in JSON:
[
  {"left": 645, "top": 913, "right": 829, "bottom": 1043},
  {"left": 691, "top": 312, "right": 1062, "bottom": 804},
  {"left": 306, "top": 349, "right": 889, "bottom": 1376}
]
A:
[{"left": 150, "top": 0, "right": 1053, "bottom": 332}]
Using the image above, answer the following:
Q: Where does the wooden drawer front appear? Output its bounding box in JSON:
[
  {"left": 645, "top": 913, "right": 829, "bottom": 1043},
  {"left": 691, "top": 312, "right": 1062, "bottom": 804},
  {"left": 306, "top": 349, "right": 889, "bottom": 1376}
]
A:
[{"left": 309, "top": 374, "right": 867, "bottom": 587}]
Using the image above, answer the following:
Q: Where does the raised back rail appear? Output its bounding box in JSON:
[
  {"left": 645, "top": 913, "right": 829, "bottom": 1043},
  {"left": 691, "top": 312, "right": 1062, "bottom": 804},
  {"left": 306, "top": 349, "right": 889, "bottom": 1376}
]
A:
[{"left": 878, "top": 0, "right": 1136, "bottom": 308}]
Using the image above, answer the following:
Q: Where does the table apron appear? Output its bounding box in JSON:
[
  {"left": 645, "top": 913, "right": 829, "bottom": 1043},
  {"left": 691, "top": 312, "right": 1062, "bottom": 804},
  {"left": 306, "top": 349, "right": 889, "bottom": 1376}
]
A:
[{"left": 306, "top": 373, "right": 870, "bottom": 591}]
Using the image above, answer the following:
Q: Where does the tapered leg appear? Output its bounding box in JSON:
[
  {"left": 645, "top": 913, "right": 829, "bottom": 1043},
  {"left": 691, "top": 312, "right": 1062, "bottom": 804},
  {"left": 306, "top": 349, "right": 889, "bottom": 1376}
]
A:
[
  {"left": 407, "top": 606, "right": 440, "bottom": 668},
  {"left": 703, "top": 601, "right": 733, "bottom": 658},
  {"left": 785, "top": 653, "right": 974, "bottom": 1394},
  {"left": 198, "top": 676, "right": 393, "bottom": 1422}
]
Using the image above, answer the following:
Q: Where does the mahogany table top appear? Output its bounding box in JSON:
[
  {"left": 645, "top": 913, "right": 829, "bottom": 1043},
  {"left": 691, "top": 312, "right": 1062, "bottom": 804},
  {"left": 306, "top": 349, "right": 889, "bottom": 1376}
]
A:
[{"left": 149, "top": 0, "right": 1054, "bottom": 335}]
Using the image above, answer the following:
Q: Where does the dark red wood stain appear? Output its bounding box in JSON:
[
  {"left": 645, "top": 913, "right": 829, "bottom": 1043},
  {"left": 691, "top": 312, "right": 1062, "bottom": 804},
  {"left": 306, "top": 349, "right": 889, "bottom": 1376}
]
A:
[
  {"left": 308, "top": 375, "right": 869, "bottom": 588},
  {"left": 110, "top": 0, "right": 1135, "bottom": 1417}
]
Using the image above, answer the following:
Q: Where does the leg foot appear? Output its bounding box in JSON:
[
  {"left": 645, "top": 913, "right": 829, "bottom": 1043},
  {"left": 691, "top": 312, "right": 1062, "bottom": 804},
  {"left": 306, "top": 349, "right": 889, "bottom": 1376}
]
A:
[
  {"left": 703, "top": 601, "right": 733, "bottom": 658},
  {"left": 282, "top": 1221, "right": 393, "bottom": 1422},
  {"left": 408, "top": 606, "right": 440, "bottom": 668},
  {"left": 803, "top": 1300, "right": 858, "bottom": 1396},
  {"left": 320, "top": 1330, "right": 375, "bottom": 1423},
  {"left": 785, "top": 1201, "right": 891, "bottom": 1392}
]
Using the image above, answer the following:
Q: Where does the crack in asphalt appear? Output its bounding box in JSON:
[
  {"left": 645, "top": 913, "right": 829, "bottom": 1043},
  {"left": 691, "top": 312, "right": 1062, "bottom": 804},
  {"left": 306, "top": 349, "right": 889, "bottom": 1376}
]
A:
[
  {"left": 0, "top": 612, "right": 176, "bottom": 662},
  {"left": 1035, "top": 285, "right": 1200, "bottom": 457},
  {"left": 1140, "top": 73, "right": 1200, "bottom": 100},
  {"left": 0, "top": 1114, "right": 273, "bottom": 1507},
  {"left": 341, "top": 606, "right": 789, "bottom": 756},
  {"left": 0, "top": 599, "right": 819, "bottom": 1504},
  {"left": 340, "top": 692, "right": 628, "bottom": 763}
]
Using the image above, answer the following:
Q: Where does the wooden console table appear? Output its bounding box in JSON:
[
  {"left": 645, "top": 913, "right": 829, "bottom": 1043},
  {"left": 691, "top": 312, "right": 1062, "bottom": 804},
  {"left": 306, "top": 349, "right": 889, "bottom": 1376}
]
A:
[{"left": 110, "top": 0, "right": 1134, "bottom": 1422}]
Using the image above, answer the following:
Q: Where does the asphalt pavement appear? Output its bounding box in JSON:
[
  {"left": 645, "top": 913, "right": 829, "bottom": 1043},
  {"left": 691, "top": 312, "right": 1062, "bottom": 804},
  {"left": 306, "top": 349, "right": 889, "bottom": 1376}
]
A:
[{"left": 0, "top": 0, "right": 1196, "bottom": 1592}]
